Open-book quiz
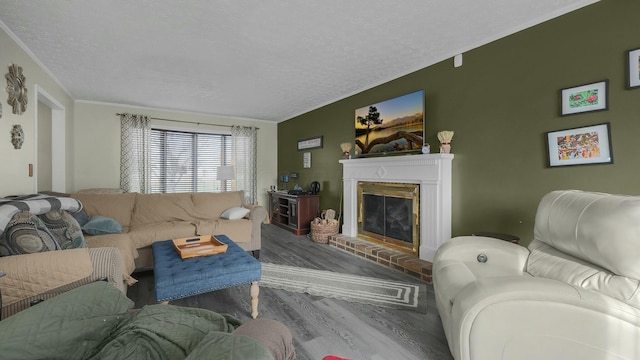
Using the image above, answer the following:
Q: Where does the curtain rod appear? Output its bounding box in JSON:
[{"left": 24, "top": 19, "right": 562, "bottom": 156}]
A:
[{"left": 115, "top": 113, "right": 258, "bottom": 129}]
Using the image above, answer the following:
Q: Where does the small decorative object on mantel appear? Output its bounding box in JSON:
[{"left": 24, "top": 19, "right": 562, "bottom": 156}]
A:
[
  {"left": 422, "top": 142, "right": 430, "bottom": 154},
  {"left": 437, "top": 130, "right": 454, "bottom": 153},
  {"left": 6, "top": 64, "right": 28, "bottom": 115},
  {"left": 340, "top": 142, "right": 352, "bottom": 159},
  {"left": 11, "top": 124, "right": 24, "bottom": 149}
]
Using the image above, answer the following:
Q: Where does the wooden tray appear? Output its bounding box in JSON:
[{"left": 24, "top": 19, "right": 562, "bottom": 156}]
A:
[{"left": 172, "top": 235, "right": 228, "bottom": 259}]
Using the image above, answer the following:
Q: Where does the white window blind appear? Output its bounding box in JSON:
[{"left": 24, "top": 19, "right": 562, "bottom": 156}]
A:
[{"left": 150, "top": 129, "right": 232, "bottom": 193}]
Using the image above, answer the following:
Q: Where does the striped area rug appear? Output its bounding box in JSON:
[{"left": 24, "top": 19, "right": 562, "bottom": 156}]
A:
[{"left": 260, "top": 263, "right": 426, "bottom": 313}]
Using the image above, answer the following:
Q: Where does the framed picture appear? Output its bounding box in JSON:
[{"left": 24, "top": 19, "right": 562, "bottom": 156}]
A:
[
  {"left": 560, "top": 80, "right": 608, "bottom": 116},
  {"left": 297, "top": 136, "right": 323, "bottom": 150},
  {"left": 546, "top": 122, "right": 613, "bottom": 167},
  {"left": 303, "top": 152, "right": 311, "bottom": 168},
  {"left": 355, "top": 90, "right": 424, "bottom": 157},
  {"left": 627, "top": 47, "right": 640, "bottom": 89}
]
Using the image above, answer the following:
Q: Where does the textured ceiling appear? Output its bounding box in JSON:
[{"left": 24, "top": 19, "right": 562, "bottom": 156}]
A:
[{"left": 0, "top": 0, "right": 598, "bottom": 122}]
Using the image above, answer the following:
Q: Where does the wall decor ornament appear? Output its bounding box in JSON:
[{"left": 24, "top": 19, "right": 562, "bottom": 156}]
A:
[
  {"left": 560, "top": 80, "right": 608, "bottom": 116},
  {"left": 340, "top": 142, "right": 352, "bottom": 159},
  {"left": 437, "top": 130, "right": 454, "bottom": 153},
  {"left": 626, "top": 47, "right": 640, "bottom": 89},
  {"left": 545, "top": 122, "right": 613, "bottom": 167},
  {"left": 6, "top": 64, "right": 28, "bottom": 115},
  {"left": 11, "top": 124, "right": 24, "bottom": 149}
]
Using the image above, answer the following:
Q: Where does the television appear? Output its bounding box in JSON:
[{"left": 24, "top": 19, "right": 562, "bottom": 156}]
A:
[{"left": 354, "top": 90, "right": 424, "bottom": 157}]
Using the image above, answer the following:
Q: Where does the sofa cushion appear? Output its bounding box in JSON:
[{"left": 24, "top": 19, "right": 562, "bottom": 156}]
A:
[
  {"left": 85, "top": 233, "right": 138, "bottom": 276},
  {"left": 192, "top": 191, "right": 244, "bottom": 217},
  {"left": 82, "top": 215, "right": 123, "bottom": 235},
  {"left": 212, "top": 219, "right": 253, "bottom": 244},
  {"left": 0, "top": 211, "right": 60, "bottom": 256},
  {"left": 221, "top": 206, "right": 251, "bottom": 220},
  {"left": 533, "top": 190, "right": 640, "bottom": 279},
  {"left": 71, "top": 193, "right": 136, "bottom": 227},
  {"left": 70, "top": 208, "right": 90, "bottom": 226},
  {"left": 131, "top": 193, "right": 197, "bottom": 225},
  {"left": 38, "top": 210, "right": 87, "bottom": 250},
  {"left": 129, "top": 221, "right": 197, "bottom": 249}
]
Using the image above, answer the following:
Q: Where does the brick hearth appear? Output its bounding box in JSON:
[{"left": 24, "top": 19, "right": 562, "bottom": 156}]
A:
[{"left": 329, "top": 234, "right": 433, "bottom": 283}]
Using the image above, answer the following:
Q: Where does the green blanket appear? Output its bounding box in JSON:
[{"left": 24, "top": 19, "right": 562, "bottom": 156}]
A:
[{"left": 0, "top": 282, "right": 273, "bottom": 360}]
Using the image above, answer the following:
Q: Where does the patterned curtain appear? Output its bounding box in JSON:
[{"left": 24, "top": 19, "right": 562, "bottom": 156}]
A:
[
  {"left": 231, "top": 125, "right": 258, "bottom": 204},
  {"left": 120, "top": 113, "right": 150, "bottom": 193}
]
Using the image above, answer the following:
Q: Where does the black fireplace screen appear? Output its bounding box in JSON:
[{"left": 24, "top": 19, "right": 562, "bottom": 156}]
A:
[{"left": 362, "top": 194, "right": 413, "bottom": 244}]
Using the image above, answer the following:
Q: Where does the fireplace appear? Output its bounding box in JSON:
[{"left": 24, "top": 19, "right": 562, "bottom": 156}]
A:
[
  {"left": 358, "top": 182, "right": 419, "bottom": 255},
  {"left": 339, "top": 154, "right": 453, "bottom": 262}
]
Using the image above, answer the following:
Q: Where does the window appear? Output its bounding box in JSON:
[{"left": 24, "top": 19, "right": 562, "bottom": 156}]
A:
[{"left": 150, "top": 128, "right": 232, "bottom": 193}]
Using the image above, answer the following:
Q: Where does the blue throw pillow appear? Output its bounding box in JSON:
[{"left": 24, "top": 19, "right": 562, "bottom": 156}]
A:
[
  {"left": 82, "top": 215, "right": 122, "bottom": 235},
  {"left": 71, "top": 209, "right": 90, "bottom": 226}
]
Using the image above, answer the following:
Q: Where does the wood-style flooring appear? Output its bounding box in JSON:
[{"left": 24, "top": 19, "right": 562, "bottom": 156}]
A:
[{"left": 126, "top": 224, "right": 453, "bottom": 360}]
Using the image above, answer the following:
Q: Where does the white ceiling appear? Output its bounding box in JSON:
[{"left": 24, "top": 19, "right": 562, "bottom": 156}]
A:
[{"left": 0, "top": 0, "right": 599, "bottom": 122}]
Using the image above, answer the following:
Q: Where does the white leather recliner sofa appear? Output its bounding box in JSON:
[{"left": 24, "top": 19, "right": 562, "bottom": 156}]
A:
[{"left": 433, "top": 190, "right": 640, "bottom": 360}]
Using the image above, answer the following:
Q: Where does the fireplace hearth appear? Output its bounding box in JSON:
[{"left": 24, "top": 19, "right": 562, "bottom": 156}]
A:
[{"left": 328, "top": 234, "right": 433, "bottom": 282}]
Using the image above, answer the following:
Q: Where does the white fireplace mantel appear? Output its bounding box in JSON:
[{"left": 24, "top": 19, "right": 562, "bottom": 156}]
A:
[{"left": 339, "top": 153, "right": 454, "bottom": 262}]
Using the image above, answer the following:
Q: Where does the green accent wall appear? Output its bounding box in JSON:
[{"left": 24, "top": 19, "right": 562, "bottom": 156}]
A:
[{"left": 278, "top": 0, "right": 640, "bottom": 247}]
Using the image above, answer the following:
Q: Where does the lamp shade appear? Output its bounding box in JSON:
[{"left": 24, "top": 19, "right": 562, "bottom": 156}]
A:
[{"left": 216, "top": 166, "right": 235, "bottom": 181}]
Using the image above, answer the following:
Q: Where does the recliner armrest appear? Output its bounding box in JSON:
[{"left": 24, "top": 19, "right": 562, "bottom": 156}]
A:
[{"left": 434, "top": 236, "right": 530, "bottom": 271}]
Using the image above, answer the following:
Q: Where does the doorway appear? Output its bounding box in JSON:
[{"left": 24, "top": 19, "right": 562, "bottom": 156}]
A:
[{"left": 35, "top": 85, "right": 66, "bottom": 193}]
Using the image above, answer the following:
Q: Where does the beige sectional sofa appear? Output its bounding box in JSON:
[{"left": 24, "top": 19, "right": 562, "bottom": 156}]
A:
[
  {"left": 71, "top": 191, "right": 268, "bottom": 277},
  {"left": 0, "top": 191, "right": 266, "bottom": 319}
]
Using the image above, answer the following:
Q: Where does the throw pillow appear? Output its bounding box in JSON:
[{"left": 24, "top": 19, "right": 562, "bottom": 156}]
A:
[
  {"left": 38, "top": 210, "right": 87, "bottom": 250},
  {"left": 71, "top": 208, "right": 90, "bottom": 226},
  {"left": 220, "top": 207, "right": 250, "bottom": 220},
  {"left": 82, "top": 215, "right": 123, "bottom": 235},
  {"left": 0, "top": 211, "right": 60, "bottom": 256}
]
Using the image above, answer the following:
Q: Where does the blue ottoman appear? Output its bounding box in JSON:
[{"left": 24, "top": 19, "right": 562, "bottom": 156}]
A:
[{"left": 152, "top": 234, "right": 262, "bottom": 318}]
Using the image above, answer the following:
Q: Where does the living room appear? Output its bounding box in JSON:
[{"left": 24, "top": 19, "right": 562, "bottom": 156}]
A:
[
  {"left": 1, "top": 1, "right": 638, "bottom": 247},
  {"left": 1, "top": 0, "right": 639, "bottom": 359}
]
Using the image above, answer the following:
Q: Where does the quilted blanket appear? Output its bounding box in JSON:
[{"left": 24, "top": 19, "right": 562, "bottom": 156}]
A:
[
  {"left": 0, "top": 281, "right": 273, "bottom": 360},
  {"left": 0, "top": 194, "right": 82, "bottom": 237}
]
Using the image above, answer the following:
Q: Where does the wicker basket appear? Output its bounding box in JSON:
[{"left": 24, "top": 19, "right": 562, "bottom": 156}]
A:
[{"left": 310, "top": 221, "right": 339, "bottom": 244}]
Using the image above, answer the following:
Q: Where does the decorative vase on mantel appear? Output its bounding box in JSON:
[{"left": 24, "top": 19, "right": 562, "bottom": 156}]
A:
[{"left": 437, "top": 130, "right": 454, "bottom": 154}]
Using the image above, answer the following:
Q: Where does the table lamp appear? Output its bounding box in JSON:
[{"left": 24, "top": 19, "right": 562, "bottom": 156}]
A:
[{"left": 216, "top": 165, "right": 235, "bottom": 191}]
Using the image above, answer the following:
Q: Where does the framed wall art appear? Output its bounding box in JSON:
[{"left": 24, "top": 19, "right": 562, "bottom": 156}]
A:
[
  {"left": 354, "top": 89, "right": 424, "bottom": 157},
  {"left": 627, "top": 47, "right": 640, "bottom": 89},
  {"left": 297, "top": 136, "right": 323, "bottom": 150},
  {"left": 546, "top": 122, "right": 613, "bottom": 167},
  {"left": 560, "top": 80, "right": 608, "bottom": 116}
]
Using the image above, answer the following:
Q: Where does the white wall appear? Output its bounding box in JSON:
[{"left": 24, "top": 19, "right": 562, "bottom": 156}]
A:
[
  {"left": 0, "top": 24, "right": 278, "bottom": 203},
  {"left": 0, "top": 24, "right": 74, "bottom": 196},
  {"left": 73, "top": 102, "right": 278, "bottom": 206}
]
